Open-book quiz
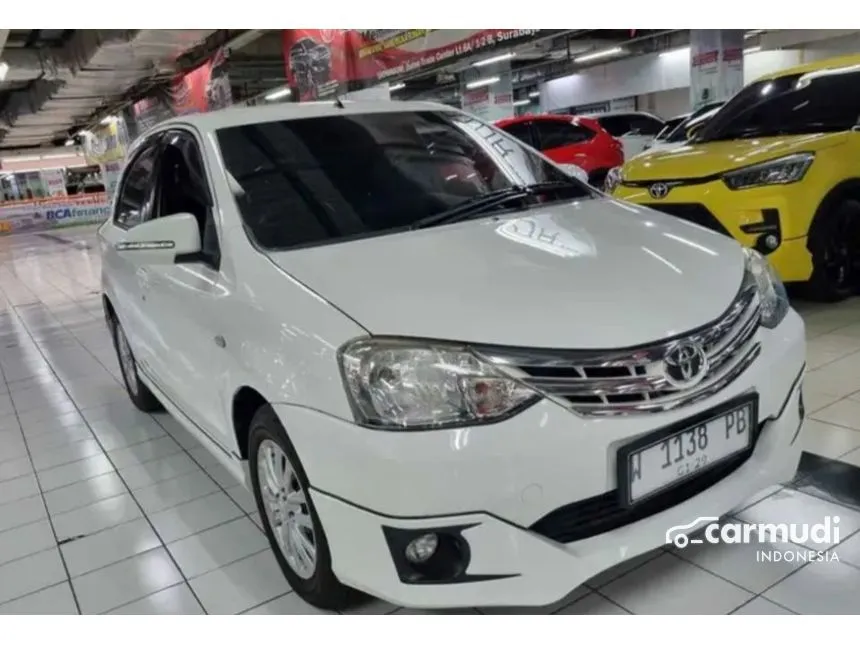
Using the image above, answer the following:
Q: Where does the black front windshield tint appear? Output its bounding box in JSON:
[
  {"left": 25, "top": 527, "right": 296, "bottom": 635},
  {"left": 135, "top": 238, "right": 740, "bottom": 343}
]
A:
[
  {"left": 696, "top": 71, "right": 860, "bottom": 142},
  {"left": 216, "top": 110, "right": 588, "bottom": 251}
]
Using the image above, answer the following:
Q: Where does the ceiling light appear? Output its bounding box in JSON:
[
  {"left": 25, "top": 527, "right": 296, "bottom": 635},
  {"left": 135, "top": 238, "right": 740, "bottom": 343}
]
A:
[
  {"left": 744, "top": 46, "right": 762, "bottom": 54},
  {"left": 465, "top": 76, "right": 500, "bottom": 90},
  {"left": 265, "top": 87, "right": 291, "bottom": 101},
  {"left": 100, "top": 115, "right": 117, "bottom": 125},
  {"left": 64, "top": 139, "right": 74, "bottom": 147},
  {"left": 473, "top": 52, "right": 515, "bottom": 68},
  {"left": 660, "top": 47, "right": 690, "bottom": 58},
  {"left": 77, "top": 129, "right": 92, "bottom": 139},
  {"left": 528, "top": 90, "right": 540, "bottom": 98},
  {"left": 574, "top": 47, "right": 623, "bottom": 63},
  {"left": 745, "top": 30, "right": 764, "bottom": 39},
  {"left": 513, "top": 99, "right": 531, "bottom": 107},
  {"left": 389, "top": 82, "right": 405, "bottom": 92},
  {"left": 0, "top": 62, "right": 7, "bottom": 83}
]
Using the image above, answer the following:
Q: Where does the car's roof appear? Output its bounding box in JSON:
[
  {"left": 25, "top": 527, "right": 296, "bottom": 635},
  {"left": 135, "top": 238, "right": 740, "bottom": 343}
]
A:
[
  {"left": 754, "top": 53, "right": 860, "bottom": 82},
  {"left": 495, "top": 112, "right": 603, "bottom": 131},
  {"left": 148, "top": 100, "right": 459, "bottom": 133}
]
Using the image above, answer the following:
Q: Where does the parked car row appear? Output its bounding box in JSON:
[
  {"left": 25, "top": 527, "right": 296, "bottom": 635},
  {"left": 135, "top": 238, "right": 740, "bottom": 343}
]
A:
[
  {"left": 607, "top": 53, "right": 860, "bottom": 302},
  {"left": 100, "top": 94, "right": 806, "bottom": 611}
]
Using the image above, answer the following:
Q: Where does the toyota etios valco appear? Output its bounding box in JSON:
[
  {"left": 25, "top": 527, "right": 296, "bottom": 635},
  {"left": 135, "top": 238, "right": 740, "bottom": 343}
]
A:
[{"left": 99, "top": 100, "right": 806, "bottom": 610}]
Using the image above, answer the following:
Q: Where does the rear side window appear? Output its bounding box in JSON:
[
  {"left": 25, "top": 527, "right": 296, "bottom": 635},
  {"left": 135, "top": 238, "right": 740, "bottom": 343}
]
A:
[
  {"left": 627, "top": 115, "right": 664, "bottom": 136},
  {"left": 533, "top": 120, "right": 595, "bottom": 150},
  {"left": 597, "top": 115, "right": 633, "bottom": 137},
  {"left": 499, "top": 121, "right": 535, "bottom": 147},
  {"left": 114, "top": 138, "right": 161, "bottom": 229}
]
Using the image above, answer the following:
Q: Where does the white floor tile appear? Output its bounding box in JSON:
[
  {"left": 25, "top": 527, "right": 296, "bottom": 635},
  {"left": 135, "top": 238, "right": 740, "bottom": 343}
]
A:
[
  {"left": 0, "top": 473, "right": 40, "bottom": 506},
  {"left": 43, "top": 472, "right": 128, "bottom": 515},
  {"left": 800, "top": 419, "right": 860, "bottom": 459},
  {"left": 0, "top": 582, "right": 78, "bottom": 615},
  {"left": 167, "top": 516, "right": 268, "bottom": 579},
  {"left": 731, "top": 597, "right": 794, "bottom": 615},
  {"left": 30, "top": 438, "right": 105, "bottom": 472},
  {"left": 0, "top": 494, "right": 47, "bottom": 533},
  {"left": 735, "top": 488, "right": 860, "bottom": 549},
  {"left": 37, "top": 453, "right": 114, "bottom": 491},
  {"left": 601, "top": 553, "right": 753, "bottom": 614},
  {"left": 108, "top": 583, "right": 204, "bottom": 615},
  {"left": 72, "top": 547, "right": 183, "bottom": 614},
  {"left": 556, "top": 592, "right": 629, "bottom": 615},
  {"left": 0, "top": 548, "right": 67, "bottom": 605},
  {"left": 764, "top": 561, "right": 860, "bottom": 614},
  {"left": 479, "top": 586, "right": 588, "bottom": 614},
  {"left": 107, "top": 436, "right": 183, "bottom": 469},
  {"left": 148, "top": 491, "right": 244, "bottom": 544},
  {"left": 225, "top": 484, "right": 257, "bottom": 514},
  {"left": 812, "top": 398, "right": 860, "bottom": 431},
  {"left": 61, "top": 518, "right": 161, "bottom": 577},
  {"left": 132, "top": 470, "right": 219, "bottom": 514},
  {"left": 243, "top": 592, "right": 333, "bottom": 615},
  {"left": 51, "top": 493, "right": 142, "bottom": 541},
  {"left": 0, "top": 519, "right": 55, "bottom": 566},
  {"left": 119, "top": 452, "right": 201, "bottom": 490},
  {"left": 0, "top": 456, "right": 33, "bottom": 483},
  {"left": 189, "top": 550, "right": 291, "bottom": 615}
]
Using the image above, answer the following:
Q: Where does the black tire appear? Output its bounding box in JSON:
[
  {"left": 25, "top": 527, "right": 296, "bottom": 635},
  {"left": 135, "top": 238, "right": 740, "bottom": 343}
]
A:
[
  {"left": 108, "top": 312, "right": 162, "bottom": 412},
  {"left": 248, "top": 405, "right": 357, "bottom": 611},
  {"left": 805, "top": 199, "right": 860, "bottom": 302},
  {"left": 588, "top": 168, "right": 609, "bottom": 189}
]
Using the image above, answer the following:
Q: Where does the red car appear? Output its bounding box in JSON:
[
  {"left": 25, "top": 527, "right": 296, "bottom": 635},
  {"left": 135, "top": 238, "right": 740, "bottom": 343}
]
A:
[{"left": 495, "top": 114, "right": 624, "bottom": 187}]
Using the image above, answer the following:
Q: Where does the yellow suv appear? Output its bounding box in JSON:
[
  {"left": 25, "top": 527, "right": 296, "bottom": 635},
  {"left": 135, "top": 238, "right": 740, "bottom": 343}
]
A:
[{"left": 608, "top": 54, "right": 860, "bottom": 301}]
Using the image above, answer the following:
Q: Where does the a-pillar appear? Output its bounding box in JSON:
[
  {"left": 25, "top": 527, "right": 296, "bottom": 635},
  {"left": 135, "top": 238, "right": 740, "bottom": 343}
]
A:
[{"left": 689, "top": 30, "right": 745, "bottom": 110}]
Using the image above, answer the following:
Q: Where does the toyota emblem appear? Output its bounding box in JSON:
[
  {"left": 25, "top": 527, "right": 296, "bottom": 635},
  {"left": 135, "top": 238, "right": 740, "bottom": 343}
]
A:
[
  {"left": 649, "top": 182, "right": 670, "bottom": 199},
  {"left": 662, "top": 340, "right": 708, "bottom": 389}
]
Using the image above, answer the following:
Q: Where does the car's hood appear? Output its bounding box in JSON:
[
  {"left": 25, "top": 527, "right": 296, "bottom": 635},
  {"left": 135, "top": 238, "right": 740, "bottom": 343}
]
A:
[
  {"left": 268, "top": 198, "right": 746, "bottom": 349},
  {"left": 623, "top": 131, "right": 850, "bottom": 181}
]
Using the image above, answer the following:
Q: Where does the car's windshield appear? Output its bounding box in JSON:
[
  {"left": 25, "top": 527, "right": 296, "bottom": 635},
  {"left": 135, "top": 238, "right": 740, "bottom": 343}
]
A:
[
  {"left": 216, "top": 110, "right": 592, "bottom": 251},
  {"left": 665, "top": 106, "right": 722, "bottom": 143},
  {"left": 654, "top": 116, "right": 686, "bottom": 142},
  {"left": 695, "top": 69, "right": 860, "bottom": 142}
]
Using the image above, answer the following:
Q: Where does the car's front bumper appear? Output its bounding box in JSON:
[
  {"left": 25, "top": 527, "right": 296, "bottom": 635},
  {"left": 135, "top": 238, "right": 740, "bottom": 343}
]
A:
[
  {"left": 276, "top": 310, "right": 806, "bottom": 608},
  {"left": 612, "top": 180, "right": 817, "bottom": 284}
]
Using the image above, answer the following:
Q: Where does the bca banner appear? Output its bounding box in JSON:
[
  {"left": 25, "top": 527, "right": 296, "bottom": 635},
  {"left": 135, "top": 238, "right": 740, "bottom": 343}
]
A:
[{"left": 0, "top": 194, "right": 111, "bottom": 236}]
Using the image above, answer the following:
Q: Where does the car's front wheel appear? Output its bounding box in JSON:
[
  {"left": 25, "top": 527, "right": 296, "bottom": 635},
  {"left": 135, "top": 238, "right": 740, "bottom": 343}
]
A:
[
  {"left": 248, "top": 405, "right": 355, "bottom": 610},
  {"left": 108, "top": 313, "right": 162, "bottom": 412},
  {"left": 805, "top": 198, "right": 860, "bottom": 302}
]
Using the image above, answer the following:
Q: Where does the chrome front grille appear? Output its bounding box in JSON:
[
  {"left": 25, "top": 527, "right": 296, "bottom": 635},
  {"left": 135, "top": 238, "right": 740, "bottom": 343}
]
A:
[{"left": 474, "top": 283, "right": 761, "bottom": 416}]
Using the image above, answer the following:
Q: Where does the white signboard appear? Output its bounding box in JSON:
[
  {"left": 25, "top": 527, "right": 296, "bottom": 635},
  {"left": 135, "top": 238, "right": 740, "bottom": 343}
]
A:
[{"left": 690, "top": 30, "right": 745, "bottom": 110}]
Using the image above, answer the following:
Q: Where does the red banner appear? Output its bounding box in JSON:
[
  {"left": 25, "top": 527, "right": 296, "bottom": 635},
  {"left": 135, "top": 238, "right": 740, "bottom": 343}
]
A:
[
  {"left": 171, "top": 47, "right": 232, "bottom": 115},
  {"left": 282, "top": 29, "right": 549, "bottom": 100}
]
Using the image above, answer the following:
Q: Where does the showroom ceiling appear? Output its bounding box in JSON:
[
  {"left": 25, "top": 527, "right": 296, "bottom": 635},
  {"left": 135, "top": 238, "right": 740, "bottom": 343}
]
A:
[{"left": 0, "top": 29, "right": 216, "bottom": 150}]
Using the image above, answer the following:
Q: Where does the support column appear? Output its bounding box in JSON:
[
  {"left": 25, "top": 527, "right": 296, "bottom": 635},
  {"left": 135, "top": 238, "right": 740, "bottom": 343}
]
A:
[{"left": 690, "top": 30, "right": 745, "bottom": 110}]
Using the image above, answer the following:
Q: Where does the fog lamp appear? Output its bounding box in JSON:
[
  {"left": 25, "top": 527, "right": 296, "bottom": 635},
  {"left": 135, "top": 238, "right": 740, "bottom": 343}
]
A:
[{"left": 404, "top": 533, "right": 439, "bottom": 564}]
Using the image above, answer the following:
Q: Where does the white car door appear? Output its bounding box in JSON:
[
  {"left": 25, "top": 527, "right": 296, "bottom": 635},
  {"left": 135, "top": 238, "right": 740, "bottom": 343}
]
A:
[
  {"left": 137, "top": 129, "right": 234, "bottom": 450},
  {"left": 99, "top": 134, "right": 164, "bottom": 370}
]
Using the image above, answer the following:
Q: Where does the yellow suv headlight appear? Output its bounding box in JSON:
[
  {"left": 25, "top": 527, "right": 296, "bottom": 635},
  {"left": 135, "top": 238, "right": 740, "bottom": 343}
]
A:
[{"left": 722, "top": 153, "right": 814, "bottom": 190}]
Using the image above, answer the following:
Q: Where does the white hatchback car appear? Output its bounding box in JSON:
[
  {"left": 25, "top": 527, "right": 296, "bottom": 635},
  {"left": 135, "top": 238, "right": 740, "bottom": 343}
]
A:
[{"left": 99, "top": 100, "right": 806, "bottom": 610}]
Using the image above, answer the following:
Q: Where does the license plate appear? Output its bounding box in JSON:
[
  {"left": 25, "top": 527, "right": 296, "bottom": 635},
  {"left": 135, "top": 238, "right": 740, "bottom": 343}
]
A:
[{"left": 619, "top": 395, "right": 758, "bottom": 506}]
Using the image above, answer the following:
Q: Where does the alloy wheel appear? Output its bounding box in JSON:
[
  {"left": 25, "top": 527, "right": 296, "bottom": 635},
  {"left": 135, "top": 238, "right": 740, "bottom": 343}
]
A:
[{"left": 257, "top": 439, "right": 317, "bottom": 579}]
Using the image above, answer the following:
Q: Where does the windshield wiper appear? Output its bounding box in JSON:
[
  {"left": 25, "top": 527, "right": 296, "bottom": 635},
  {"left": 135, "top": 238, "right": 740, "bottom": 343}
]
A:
[{"left": 410, "top": 181, "right": 586, "bottom": 230}]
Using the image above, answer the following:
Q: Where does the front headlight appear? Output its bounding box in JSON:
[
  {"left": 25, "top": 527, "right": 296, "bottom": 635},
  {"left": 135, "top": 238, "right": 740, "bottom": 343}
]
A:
[
  {"left": 744, "top": 248, "right": 789, "bottom": 329},
  {"left": 339, "top": 338, "right": 540, "bottom": 430},
  {"left": 722, "top": 153, "right": 814, "bottom": 190},
  {"left": 604, "top": 166, "right": 623, "bottom": 193}
]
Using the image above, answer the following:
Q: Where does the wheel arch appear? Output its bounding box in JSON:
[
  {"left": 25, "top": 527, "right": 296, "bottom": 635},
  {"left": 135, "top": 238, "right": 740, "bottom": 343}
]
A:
[
  {"left": 807, "top": 178, "right": 860, "bottom": 250},
  {"left": 231, "top": 385, "right": 270, "bottom": 460}
]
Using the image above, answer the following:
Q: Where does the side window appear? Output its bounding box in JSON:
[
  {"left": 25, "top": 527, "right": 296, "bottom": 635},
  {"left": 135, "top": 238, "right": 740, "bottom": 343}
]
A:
[
  {"left": 499, "top": 121, "right": 535, "bottom": 147},
  {"left": 627, "top": 115, "right": 664, "bottom": 136},
  {"left": 534, "top": 120, "right": 595, "bottom": 150},
  {"left": 597, "top": 115, "right": 632, "bottom": 137},
  {"left": 156, "top": 131, "right": 220, "bottom": 267},
  {"left": 114, "top": 139, "right": 160, "bottom": 229}
]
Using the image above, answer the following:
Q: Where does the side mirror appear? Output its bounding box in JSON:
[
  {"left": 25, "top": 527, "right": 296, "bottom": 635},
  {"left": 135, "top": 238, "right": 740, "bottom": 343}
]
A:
[
  {"left": 115, "top": 212, "right": 202, "bottom": 264},
  {"left": 559, "top": 164, "right": 589, "bottom": 184},
  {"left": 686, "top": 123, "right": 704, "bottom": 140}
]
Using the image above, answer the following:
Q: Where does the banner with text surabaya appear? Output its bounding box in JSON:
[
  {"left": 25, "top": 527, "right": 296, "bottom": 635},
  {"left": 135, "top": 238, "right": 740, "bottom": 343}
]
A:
[
  {"left": 282, "top": 29, "right": 557, "bottom": 100},
  {"left": 0, "top": 194, "right": 111, "bottom": 235}
]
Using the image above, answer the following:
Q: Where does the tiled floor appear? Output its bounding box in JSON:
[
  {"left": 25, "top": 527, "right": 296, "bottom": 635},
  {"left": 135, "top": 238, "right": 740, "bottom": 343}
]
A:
[{"left": 1, "top": 226, "right": 860, "bottom": 614}]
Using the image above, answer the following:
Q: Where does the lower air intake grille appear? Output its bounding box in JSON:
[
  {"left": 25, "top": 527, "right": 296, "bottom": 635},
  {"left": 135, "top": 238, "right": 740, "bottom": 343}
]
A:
[{"left": 646, "top": 203, "right": 731, "bottom": 237}]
